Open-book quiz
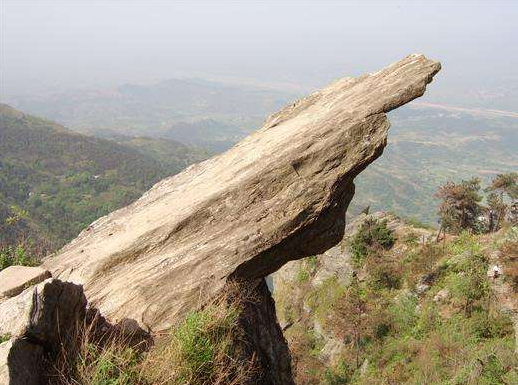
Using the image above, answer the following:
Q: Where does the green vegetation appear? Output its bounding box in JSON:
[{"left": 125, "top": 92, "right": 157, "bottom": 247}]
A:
[
  {"left": 0, "top": 104, "right": 207, "bottom": 249},
  {"left": 0, "top": 244, "right": 38, "bottom": 271},
  {"left": 152, "top": 303, "right": 242, "bottom": 384},
  {"left": 58, "top": 284, "right": 254, "bottom": 385},
  {"left": 277, "top": 217, "right": 518, "bottom": 384},
  {"left": 296, "top": 256, "right": 318, "bottom": 283},
  {"left": 66, "top": 341, "right": 143, "bottom": 385},
  {"left": 350, "top": 219, "right": 395, "bottom": 266},
  {"left": 338, "top": 234, "right": 515, "bottom": 384},
  {"left": 0, "top": 334, "right": 11, "bottom": 344}
]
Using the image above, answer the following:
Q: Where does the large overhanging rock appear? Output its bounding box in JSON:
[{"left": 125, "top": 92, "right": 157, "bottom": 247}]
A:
[{"left": 43, "top": 54, "right": 441, "bottom": 331}]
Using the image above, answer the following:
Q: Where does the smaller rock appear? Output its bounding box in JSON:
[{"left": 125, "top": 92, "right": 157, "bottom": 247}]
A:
[
  {"left": 360, "top": 358, "right": 369, "bottom": 377},
  {"left": 433, "top": 288, "right": 450, "bottom": 303},
  {"left": 312, "top": 246, "right": 353, "bottom": 287},
  {"left": 0, "top": 338, "right": 44, "bottom": 385},
  {"left": 416, "top": 282, "right": 430, "bottom": 295},
  {"left": 0, "top": 278, "right": 87, "bottom": 348},
  {"left": 0, "top": 266, "right": 51, "bottom": 300},
  {"left": 488, "top": 264, "right": 503, "bottom": 279},
  {"left": 0, "top": 278, "right": 87, "bottom": 384}
]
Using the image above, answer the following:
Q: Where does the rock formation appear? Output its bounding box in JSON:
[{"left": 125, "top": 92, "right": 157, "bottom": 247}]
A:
[
  {"left": 41, "top": 54, "right": 440, "bottom": 383},
  {"left": 43, "top": 54, "right": 440, "bottom": 329},
  {"left": 0, "top": 278, "right": 87, "bottom": 384},
  {"left": 0, "top": 266, "right": 51, "bottom": 300}
]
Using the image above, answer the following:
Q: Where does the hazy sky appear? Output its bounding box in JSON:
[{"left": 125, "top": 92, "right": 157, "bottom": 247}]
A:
[{"left": 1, "top": 0, "right": 517, "bottom": 97}]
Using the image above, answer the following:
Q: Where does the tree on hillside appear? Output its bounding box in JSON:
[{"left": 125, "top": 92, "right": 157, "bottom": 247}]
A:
[
  {"left": 486, "top": 192, "right": 507, "bottom": 232},
  {"left": 488, "top": 172, "right": 518, "bottom": 200},
  {"left": 332, "top": 275, "right": 368, "bottom": 369},
  {"left": 435, "top": 178, "right": 482, "bottom": 236},
  {"left": 486, "top": 172, "right": 518, "bottom": 230}
]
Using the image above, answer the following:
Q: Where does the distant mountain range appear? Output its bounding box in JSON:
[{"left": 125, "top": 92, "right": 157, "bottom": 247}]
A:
[{"left": 4, "top": 78, "right": 295, "bottom": 152}]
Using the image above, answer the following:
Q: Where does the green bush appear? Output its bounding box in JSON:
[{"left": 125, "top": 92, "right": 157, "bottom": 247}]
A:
[
  {"left": 74, "top": 342, "right": 143, "bottom": 385},
  {"left": 143, "top": 285, "right": 256, "bottom": 385},
  {"left": 350, "top": 219, "right": 395, "bottom": 266},
  {"left": 0, "top": 333, "right": 11, "bottom": 344},
  {"left": 0, "top": 244, "right": 37, "bottom": 271},
  {"left": 324, "top": 359, "right": 354, "bottom": 384}
]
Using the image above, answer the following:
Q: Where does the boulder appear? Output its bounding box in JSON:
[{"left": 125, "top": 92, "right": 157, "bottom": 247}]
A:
[
  {"left": 43, "top": 54, "right": 440, "bottom": 332},
  {"left": 0, "top": 278, "right": 87, "bottom": 349},
  {"left": 0, "top": 339, "right": 44, "bottom": 385},
  {"left": 0, "top": 279, "right": 87, "bottom": 384},
  {"left": 0, "top": 266, "right": 51, "bottom": 301},
  {"left": 433, "top": 288, "right": 450, "bottom": 303}
]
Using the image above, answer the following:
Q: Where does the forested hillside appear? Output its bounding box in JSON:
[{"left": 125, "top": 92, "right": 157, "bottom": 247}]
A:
[{"left": 0, "top": 104, "right": 207, "bottom": 248}]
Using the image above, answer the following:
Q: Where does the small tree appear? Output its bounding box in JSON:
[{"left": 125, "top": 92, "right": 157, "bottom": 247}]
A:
[
  {"left": 486, "top": 192, "right": 506, "bottom": 232},
  {"left": 489, "top": 172, "right": 518, "bottom": 200},
  {"left": 350, "top": 218, "right": 395, "bottom": 266},
  {"left": 486, "top": 172, "right": 518, "bottom": 230},
  {"left": 332, "top": 276, "right": 367, "bottom": 369},
  {"left": 435, "top": 178, "right": 482, "bottom": 235}
]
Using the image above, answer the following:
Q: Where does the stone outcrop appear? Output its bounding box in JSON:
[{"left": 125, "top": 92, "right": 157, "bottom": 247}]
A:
[
  {"left": 43, "top": 55, "right": 440, "bottom": 335},
  {"left": 0, "top": 278, "right": 87, "bottom": 385},
  {"left": 0, "top": 266, "right": 51, "bottom": 301},
  {"left": 0, "top": 339, "right": 44, "bottom": 385},
  {"left": 238, "top": 279, "right": 294, "bottom": 385}
]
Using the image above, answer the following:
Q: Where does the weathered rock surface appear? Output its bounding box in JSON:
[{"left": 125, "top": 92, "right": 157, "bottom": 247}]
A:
[
  {"left": 0, "top": 266, "right": 51, "bottom": 301},
  {"left": 43, "top": 54, "right": 440, "bottom": 333},
  {"left": 0, "top": 278, "right": 87, "bottom": 384},
  {"left": 0, "top": 278, "right": 87, "bottom": 347},
  {"left": 0, "top": 339, "right": 44, "bottom": 385},
  {"left": 238, "top": 279, "right": 294, "bottom": 385}
]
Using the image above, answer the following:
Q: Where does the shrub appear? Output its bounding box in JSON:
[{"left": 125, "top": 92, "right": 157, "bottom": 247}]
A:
[
  {"left": 444, "top": 237, "right": 489, "bottom": 315},
  {"left": 0, "top": 244, "right": 38, "bottom": 271},
  {"left": 324, "top": 359, "right": 353, "bottom": 385},
  {"left": 350, "top": 219, "right": 395, "bottom": 266},
  {"left": 143, "top": 284, "right": 256, "bottom": 385},
  {"left": 55, "top": 283, "right": 256, "bottom": 385},
  {"left": 0, "top": 333, "right": 11, "bottom": 343},
  {"left": 366, "top": 252, "right": 402, "bottom": 290}
]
